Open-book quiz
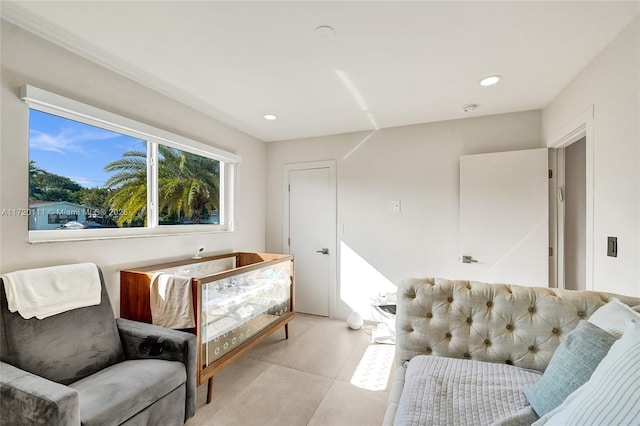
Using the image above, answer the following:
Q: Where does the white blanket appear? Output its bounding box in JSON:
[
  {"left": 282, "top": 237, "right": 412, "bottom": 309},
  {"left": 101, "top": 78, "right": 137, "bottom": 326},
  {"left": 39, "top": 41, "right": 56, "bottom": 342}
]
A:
[
  {"left": 1, "top": 263, "right": 101, "bottom": 319},
  {"left": 150, "top": 273, "right": 195, "bottom": 329},
  {"left": 394, "top": 355, "right": 541, "bottom": 426}
]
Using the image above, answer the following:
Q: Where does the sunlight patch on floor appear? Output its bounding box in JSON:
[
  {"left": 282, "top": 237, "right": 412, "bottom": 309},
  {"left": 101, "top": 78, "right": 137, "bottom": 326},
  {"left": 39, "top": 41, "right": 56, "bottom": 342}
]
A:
[{"left": 350, "top": 344, "right": 395, "bottom": 391}]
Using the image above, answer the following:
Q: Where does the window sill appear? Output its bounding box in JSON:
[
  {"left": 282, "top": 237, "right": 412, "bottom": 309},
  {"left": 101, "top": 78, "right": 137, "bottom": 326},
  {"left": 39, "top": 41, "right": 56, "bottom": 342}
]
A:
[{"left": 28, "top": 224, "right": 234, "bottom": 244}]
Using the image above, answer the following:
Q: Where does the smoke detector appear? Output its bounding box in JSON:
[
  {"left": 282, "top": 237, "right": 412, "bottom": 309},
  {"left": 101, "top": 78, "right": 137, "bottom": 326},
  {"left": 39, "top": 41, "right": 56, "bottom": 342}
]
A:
[
  {"left": 462, "top": 103, "right": 478, "bottom": 113},
  {"left": 315, "top": 25, "right": 336, "bottom": 39}
]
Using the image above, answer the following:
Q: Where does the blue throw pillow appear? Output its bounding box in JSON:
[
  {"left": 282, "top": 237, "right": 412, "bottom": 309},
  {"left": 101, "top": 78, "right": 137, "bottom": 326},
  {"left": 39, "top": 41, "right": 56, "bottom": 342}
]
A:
[{"left": 523, "top": 320, "right": 616, "bottom": 417}]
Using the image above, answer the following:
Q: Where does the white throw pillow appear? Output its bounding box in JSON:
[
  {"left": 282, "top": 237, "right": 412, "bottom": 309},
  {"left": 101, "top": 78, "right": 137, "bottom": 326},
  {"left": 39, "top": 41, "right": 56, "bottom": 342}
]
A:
[
  {"left": 587, "top": 299, "right": 640, "bottom": 338},
  {"left": 533, "top": 319, "right": 640, "bottom": 426}
]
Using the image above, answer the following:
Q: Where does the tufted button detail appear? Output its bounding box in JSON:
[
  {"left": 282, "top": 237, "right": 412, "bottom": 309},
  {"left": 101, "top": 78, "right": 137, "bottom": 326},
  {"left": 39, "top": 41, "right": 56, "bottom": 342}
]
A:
[
  {"left": 447, "top": 297, "right": 454, "bottom": 303},
  {"left": 464, "top": 353, "right": 470, "bottom": 358},
  {"left": 486, "top": 301, "right": 493, "bottom": 307},
  {"left": 552, "top": 328, "right": 559, "bottom": 334},
  {"left": 528, "top": 345, "right": 535, "bottom": 351},
  {"left": 466, "top": 317, "right": 472, "bottom": 323},
  {"left": 408, "top": 291, "right": 416, "bottom": 299},
  {"left": 426, "top": 347, "right": 432, "bottom": 353},
  {"left": 445, "top": 332, "right": 452, "bottom": 338},
  {"left": 484, "top": 339, "right": 491, "bottom": 346},
  {"left": 406, "top": 327, "right": 414, "bottom": 333},
  {"left": 578, "top": 311, "right": 585, "bottom": 317},
  {"left": 426, "top": 312, "right": 433, "bottom": 318},
  {"left": 506, "top": 324, "right": 513, "bottom": 330},
  {"left": 505, "top": 360, "right": 513, "bottom": 365},
  {"left": 528, "top": 307, "right": 535, "bottom": 313}
]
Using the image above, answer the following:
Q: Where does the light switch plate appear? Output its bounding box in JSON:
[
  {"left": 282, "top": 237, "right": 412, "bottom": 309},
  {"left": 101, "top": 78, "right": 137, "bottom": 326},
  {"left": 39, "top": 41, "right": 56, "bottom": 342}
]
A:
[{"left": 607, "top": 237, "right": 617, "bottom": 257}]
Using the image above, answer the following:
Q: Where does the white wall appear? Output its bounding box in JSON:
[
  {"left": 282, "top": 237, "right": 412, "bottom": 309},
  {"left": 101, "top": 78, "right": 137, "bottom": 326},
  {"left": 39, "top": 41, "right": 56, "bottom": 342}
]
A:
[
  {"left": 0, "top": 21, "right": 268, "bottom": 314},
  {"left": 542, "top": 18, "right": 639, "bottom": 296},
  {"left": 267, "top": 111, "right": 542, "bottom": 318}
]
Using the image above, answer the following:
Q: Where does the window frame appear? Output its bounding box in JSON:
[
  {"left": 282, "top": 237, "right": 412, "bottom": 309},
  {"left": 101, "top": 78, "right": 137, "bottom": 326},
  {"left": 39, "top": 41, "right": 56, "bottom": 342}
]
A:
[{"left": 22, "top": 85, "right": 240, "bottom": 243}]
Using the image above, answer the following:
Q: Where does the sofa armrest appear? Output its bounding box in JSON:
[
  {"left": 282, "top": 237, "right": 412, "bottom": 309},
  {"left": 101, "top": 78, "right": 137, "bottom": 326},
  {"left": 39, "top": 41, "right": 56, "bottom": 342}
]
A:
[
  {"left": 383, "top": 365, "right": 406, "bottom": 426},
  {"left": 116, "top": 318, "right": 197, "bottom": 420},
  {"left": 0, "top": 361, "right": 80, "bottom": 425}
]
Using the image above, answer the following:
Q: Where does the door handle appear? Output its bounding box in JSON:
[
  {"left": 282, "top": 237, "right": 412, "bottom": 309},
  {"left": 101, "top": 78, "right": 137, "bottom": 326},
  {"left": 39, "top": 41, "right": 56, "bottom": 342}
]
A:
[
  {"left": 316, "top": 248, "right": 329, "bottom": 255},
  {"left": 462, "top": 255, "right": 478, "bottom": 264}
]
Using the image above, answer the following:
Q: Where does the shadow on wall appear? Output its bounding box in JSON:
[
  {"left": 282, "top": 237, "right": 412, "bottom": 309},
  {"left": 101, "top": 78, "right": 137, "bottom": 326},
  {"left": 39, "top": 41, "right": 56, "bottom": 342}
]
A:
[{"left": 339, "top": 241, "right": 396, "bottom": 320}]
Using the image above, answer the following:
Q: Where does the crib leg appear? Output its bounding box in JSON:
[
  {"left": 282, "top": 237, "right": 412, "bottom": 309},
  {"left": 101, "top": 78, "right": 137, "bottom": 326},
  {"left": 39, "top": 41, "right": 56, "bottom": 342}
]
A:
[{"left": 206, "top": 377, "right": 214, "bottom": 403}]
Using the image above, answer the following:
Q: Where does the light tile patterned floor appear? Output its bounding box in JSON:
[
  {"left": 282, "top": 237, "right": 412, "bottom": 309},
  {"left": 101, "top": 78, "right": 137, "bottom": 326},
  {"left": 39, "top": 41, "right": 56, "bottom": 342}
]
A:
[{"left": 187, "top": 314, "right": 395, "bottom": 426}]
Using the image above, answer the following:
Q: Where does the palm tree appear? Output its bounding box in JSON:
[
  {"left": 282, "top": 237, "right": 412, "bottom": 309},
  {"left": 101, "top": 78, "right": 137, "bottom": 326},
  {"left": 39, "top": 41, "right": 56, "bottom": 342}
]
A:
[
  {"left": 104, "top": 145, "right": 220, "bottom": 226},
  {"left": 157, "top": 146, "right": 220, "bottom": 224},
  {"left": 104, "top": 150, "right": 148, "bottom": 226}
]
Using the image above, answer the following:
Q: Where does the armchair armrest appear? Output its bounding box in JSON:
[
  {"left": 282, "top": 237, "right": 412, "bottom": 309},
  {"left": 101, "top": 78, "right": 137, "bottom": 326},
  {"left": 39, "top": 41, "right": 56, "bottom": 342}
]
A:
[
  {"left": 116, "top": 318, "right": 197, "bottom": 419},
  {"left": 0, "top": 361, "right": 80, "bottom": 425}
]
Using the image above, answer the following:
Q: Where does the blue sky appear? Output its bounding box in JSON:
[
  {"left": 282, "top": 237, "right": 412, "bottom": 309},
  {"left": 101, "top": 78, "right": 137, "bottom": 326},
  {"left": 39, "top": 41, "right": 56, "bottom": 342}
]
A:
[{"left": 29, "top": 109, "right": 145, "bottom": 188}]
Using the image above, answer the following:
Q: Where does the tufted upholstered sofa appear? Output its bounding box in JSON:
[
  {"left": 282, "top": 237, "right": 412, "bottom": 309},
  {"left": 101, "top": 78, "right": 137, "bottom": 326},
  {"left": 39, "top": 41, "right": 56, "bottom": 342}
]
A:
[{"left": 383, "top": 277, "right": 640, "bottom": 425}]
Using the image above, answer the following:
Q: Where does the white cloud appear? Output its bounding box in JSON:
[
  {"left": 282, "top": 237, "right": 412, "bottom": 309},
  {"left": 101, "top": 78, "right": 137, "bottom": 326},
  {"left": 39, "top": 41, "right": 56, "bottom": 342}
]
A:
[{"left": 30, "top": 126, "right": 120, "bottom": 154}]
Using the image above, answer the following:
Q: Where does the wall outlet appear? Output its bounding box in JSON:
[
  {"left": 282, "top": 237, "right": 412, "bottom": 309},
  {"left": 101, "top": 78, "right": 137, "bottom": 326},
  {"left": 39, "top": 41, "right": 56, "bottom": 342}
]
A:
[{"left": 388, "top": 200, "right": 401, "bottom": 212}]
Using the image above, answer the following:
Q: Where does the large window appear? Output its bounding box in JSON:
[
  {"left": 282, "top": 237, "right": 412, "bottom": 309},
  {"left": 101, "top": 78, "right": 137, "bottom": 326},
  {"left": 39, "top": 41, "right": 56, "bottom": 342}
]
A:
[{"left": 22, "top": 85, "right": 239, "bottom": 242}]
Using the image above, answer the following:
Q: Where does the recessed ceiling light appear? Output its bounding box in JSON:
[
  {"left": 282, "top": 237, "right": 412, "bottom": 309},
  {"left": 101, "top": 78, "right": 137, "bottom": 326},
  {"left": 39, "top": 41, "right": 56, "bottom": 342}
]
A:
[
  {"left": 480, "top": 75, "right": 503, "bottom": 86},
  {"left": 263, "top": 114, "right": 277, "bottom": 120}
]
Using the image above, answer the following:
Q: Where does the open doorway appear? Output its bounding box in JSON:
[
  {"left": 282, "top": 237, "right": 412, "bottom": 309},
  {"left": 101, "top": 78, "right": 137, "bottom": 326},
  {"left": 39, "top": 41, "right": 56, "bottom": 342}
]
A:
[
  {"left": 559, "top": 137, "right": 586, "bottom": 290},
  {"left": 549, "top": 105, "right": 594, "bottom": 290}
]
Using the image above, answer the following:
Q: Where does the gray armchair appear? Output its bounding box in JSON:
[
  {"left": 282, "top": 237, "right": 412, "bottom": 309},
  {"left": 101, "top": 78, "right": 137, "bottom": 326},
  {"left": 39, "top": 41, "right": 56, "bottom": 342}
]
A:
[{"left": 0, "top": 265, "right": 196, "bottom": 425}]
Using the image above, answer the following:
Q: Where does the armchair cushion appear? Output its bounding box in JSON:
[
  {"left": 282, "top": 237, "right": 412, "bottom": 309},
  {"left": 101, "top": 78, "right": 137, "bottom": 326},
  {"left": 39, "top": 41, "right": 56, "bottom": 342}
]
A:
[
  {"left": 0, "top": 273, "right": 124, "bottom": 385},
  {"left": 0, "top": 361, "right": 80, "bottom": 425},
  {"left": 69, "top": 359, "right": 185, "bottom": 426}
]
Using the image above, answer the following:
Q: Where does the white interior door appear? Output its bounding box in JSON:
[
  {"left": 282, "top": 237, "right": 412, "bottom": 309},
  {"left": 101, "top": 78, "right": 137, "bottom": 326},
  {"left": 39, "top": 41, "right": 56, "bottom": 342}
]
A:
[
  {"left": 460, "top": 148, "right": 549, "bottom": 287},
  {"left": 288, "top": 167, "right": 332, "bottom": 316}
]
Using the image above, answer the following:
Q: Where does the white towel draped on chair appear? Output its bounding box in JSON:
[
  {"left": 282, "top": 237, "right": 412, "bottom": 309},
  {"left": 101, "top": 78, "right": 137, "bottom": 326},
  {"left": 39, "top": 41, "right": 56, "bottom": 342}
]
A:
[
  {"left": 150, "top": 273, "right": 195, "bottom": 329},
  {"left": 1, "top": 263, "right": 101, "bottom": 319}
]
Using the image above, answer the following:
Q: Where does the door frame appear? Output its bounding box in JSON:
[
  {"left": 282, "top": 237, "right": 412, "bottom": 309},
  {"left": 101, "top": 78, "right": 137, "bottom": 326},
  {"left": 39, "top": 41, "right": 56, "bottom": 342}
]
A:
[
  {"left": 282, "top": 160, "right": 337, "bottom": 317},
  {"left": 548, "top": 105, "right": 594, "bottom": 290}
]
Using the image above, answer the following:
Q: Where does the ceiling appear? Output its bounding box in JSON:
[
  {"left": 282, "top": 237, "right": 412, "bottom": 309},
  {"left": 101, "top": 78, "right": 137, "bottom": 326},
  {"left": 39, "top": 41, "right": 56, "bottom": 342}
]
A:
[{"left": 2, "top": 1, "right": 639, "bottom": 142}]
